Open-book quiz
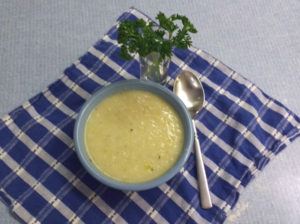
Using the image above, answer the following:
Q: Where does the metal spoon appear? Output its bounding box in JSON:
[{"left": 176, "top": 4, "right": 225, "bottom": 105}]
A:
[{"left": 173, "top": 70, "right": 212, "bottom": 209}]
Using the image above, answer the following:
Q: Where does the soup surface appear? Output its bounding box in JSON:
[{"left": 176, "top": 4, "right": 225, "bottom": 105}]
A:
[{"left": 84, "top": 90, "right": 184, "bottom": 183}]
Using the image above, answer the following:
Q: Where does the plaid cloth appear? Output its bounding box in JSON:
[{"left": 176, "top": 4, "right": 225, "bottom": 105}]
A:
[{"left": 1, "top": 7, "right": 300, "bottom": 224}]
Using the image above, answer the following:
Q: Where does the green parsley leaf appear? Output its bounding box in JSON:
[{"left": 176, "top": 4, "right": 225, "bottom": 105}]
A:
[{"left": 117, "top": 11, "right": 197, "bottom": 62}]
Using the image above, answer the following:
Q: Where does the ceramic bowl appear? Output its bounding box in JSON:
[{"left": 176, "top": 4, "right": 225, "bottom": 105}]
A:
[{"left": 74, "top": 79, "right": 193, "bottom": 191}]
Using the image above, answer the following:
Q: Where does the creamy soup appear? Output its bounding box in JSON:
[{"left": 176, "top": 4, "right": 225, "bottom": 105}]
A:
[{"left": 84, "top": 90, "right": 184, "bottom": 183}]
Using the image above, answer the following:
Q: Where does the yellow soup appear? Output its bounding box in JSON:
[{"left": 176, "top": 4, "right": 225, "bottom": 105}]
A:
[{"left": 84, "top": 90, "right": 184, "bottom": 183}]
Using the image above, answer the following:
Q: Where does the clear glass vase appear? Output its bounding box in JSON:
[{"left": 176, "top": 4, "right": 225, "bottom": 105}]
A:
[{"left": 140, "top": 53, "right": 171, "bottom": 85}]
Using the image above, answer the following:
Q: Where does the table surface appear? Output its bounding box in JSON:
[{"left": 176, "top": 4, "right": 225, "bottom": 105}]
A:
[{"left": 0, "top": 0, "right": 299, "bottom": 223}]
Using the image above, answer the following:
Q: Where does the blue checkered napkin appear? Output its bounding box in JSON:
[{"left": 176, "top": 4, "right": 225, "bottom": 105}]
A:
[{"left": 0, "top": 7, "right": 300, "bottom": 224}]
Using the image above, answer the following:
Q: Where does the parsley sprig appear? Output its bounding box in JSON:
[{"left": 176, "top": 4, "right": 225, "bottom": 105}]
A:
[{"left": 117, "top": 12, "right": 197, "bottom": 62}]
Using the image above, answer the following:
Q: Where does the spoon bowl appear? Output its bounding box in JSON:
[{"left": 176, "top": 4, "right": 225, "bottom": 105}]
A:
[{"left": 173, "top": 71, "right": 205, "bottom": 118}]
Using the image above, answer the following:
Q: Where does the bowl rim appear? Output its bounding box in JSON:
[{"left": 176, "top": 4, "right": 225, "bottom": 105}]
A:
[{"left": 74, "top": 79, "right": 194, "bottom": 191}]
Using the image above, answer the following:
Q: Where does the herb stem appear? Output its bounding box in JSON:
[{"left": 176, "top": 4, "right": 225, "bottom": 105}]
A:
[
  {"left": 151, "top": 52, "right": 161, "bottom": 78},
  {"left": 169, "top": 31, "right": 173, "bottom": 41},
  {"left": 145, "top": 56, "right": 152, "bottom": 75}
]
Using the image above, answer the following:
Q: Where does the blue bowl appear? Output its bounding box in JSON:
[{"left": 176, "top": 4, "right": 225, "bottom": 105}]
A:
[{"left": 74, "top": 79, "right": 193, "bottom": 191}]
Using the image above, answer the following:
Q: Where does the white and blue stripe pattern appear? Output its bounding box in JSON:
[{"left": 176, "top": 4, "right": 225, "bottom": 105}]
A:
[{"left": 0, "top": 8, "right": 299, "bottom": 224}]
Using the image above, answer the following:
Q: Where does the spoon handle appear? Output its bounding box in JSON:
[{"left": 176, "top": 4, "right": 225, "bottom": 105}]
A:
[{"left": 193, "top": 121, "right": 213, "bottom": 209}]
